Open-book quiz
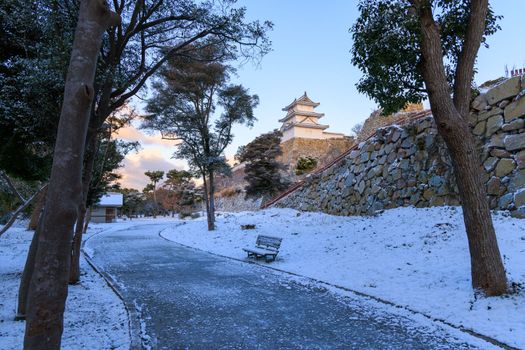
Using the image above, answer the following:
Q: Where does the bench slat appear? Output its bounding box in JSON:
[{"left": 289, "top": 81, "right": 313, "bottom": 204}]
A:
[
  {"left": 243, "top": 247, "right": 278, "bottom": 255},
  {"left": 244, "top": 235, "right": 282, "bottom": 263},
  {"left": 256, "top": 235, "right": 282, "bottom": 250}
]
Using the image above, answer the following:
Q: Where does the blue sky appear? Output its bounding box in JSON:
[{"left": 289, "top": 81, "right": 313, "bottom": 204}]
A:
[
  {"left": 119, "top": 0, "right": 525, "bottom": 189},
  {"left": 229, "top": 0, "right": 525, "bottom": 152}
]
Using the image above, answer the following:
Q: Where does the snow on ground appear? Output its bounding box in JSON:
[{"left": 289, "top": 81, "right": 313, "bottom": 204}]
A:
[
  {"left": 0, "top": 222, "right": 129, "bottom": 350},
  {"left": 160, "top": 206, "right": 525, "bottom": 349}
]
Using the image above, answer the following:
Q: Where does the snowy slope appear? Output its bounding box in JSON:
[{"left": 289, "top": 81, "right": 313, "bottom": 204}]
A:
[
  {"left": 0, "top": 225, "right": 129, "bottom": 350},
  {"left": 161, "top": 206, "right": 525, "bottom": 349}
]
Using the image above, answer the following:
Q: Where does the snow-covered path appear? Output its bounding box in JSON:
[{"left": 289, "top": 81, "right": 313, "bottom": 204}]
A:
[{"left": 85, "top": 222, "right": 498, "bottom": 349}]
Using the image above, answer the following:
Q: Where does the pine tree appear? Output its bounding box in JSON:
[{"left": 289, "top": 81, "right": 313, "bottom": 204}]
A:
[
  {"left": 144, "top": 47, "right": 259, "bottom": 230},
  {"left": 238, "top": 130, "right": 290, "bottom": 200},
  {"left": 145, "top": 170, "right": 165, "bottom": 218}
]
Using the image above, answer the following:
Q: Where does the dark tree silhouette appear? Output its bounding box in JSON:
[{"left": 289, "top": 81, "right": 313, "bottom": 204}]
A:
[
  {"left": 237, "top": 130, "right": 289, "bottom": 200},
  {"left": 23, "top": 1, "right": 118, "bottom": 348}
]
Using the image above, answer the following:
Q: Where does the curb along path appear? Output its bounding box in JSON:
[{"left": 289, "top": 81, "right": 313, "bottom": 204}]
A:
[
  {"left": 82, "top": 225, "right": 143, "bottom": 350},
  {"left": 158, "top": 229, "right": 516, "bottom": 350}
]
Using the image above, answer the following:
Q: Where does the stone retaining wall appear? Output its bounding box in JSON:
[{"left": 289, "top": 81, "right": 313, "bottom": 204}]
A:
[
  {"left": 274, "top": 76, "right": 525, "bottom": 218},
  {"left": 214, "top": 192, "right": 262, "bottom": 212}
]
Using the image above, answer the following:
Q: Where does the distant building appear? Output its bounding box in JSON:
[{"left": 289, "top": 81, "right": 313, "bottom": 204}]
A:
[
  {"left": 215, "top": 92, "right": 355, "bottom": 192},
  {"left": 91, "top": 192, "right": 123, "bottom": 223},
  {"left": 279, "top": 92, "right": 346, "bottom": 142},
  {"left": 510, "top": 67, "right": 525, "bottom": 77}
]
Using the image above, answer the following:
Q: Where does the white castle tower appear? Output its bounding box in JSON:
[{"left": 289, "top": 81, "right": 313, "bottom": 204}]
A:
[{"left": 279, "top": 92, "right": 346, "bottom": 142}]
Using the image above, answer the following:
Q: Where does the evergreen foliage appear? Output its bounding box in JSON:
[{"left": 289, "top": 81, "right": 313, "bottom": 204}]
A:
[
  {"left": 86, "top": 139, "right": 138, "bottom": 207},
  {"left": 0, "top": 0, "right": 76, "bottom": 180},
  {"left": 350, "top": 0, "right": 500, "bottom": 114},
  {"left": 295, "top": 156, "right": 318, "bottom": 176},
  {"left": 237, "top": 130, "right": 289, "bottom": 199},
  {"left": 143, "top": 46, "right": 258, "bottom": 229}
]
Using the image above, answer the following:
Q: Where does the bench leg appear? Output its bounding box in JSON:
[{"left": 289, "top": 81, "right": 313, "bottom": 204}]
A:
[{"left": 265, "top": 255, "right": 276, "bottom": 263}]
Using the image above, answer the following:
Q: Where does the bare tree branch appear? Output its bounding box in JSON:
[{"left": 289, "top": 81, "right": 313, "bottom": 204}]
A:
[
  {"left": 0, "top": 171, "right": 26, "bottom": 203},
  {"left": 0, "top": 184, "right": 48, "bottom": 238},
  {"left": 452, "top": 0, "right": 489, "bottom": 118}
]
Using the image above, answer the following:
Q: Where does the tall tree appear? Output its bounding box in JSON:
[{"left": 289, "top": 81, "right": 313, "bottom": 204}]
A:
[
  {"left": 164, "top": 169, "right": 193, "bottom": 216},
  {"left": 0, "top": 0, "right": 72, "bottom": 182},
  {"left": 69, "top": 111, "right": 138, "bottom": 284},
  {"left": 145, "top": 170, "right": 164, "bottom": 218},
  {"left": 117, "top": 188, "right": 145, "bottom": 218},
  {"left": 23, "top": 1, "right": 118, "bottom": 348},
  {"left": 75, "top": 0, "right": 272, "bottom": 243},
  {"left": 69, "top": 137, "right": 136, "bottom": 284},
  {"left": 144, "top": 48, "right": 258, "bottom": 230},
  {"left": 351, "top": 0, "right": 507, "bottom": 295},
  {"left": 237, "top": 130, "right": 289, "bottom": 200}
]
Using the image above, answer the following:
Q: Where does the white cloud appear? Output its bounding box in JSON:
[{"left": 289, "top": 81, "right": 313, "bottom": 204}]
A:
[{"left": 119, "top": 148, "right": 186, "bottom": 190}]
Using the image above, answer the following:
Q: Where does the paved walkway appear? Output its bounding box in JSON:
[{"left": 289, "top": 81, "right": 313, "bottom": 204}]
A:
[{"left": 86, "top": 223, "right": 486, "bottom": 350}]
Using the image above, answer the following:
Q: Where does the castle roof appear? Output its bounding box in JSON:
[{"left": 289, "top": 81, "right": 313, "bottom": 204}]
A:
[
  {"left": 281, "top": 121, "right": 329, "bottom": 131},
  {"left": 278, "top": 110, "right": 325, "bottom": 123},
  {"left": 282, "top": 92, "right": 320, "bottom": 111}
]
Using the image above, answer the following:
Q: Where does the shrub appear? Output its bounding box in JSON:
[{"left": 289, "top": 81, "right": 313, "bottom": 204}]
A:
[{"left": 295, "top": 156, "right": 318, "bottom": 175}]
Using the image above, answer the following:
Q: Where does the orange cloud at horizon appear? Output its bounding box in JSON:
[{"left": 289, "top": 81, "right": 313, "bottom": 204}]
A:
[
  {"left": 119, "top": 146, "right": 185, "bottom": 190},
  {"left": 113, "top": 121, "right": 189, "bottom": 189}
]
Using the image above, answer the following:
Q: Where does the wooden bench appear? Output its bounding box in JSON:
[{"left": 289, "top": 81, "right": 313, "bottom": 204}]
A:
[{"left": 243, "top": 235, "right": 282, "bottom": 262}]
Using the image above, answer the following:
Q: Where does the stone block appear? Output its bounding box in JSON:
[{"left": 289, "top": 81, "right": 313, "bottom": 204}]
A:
[
  {"left": 483, "top": 157, "right": 498, "bottom": 172},
  {"left": 485, "top": 115, "right": 504, "bottom": 136},
  {"left": 498, "top": 100, "right": 510, "bottom": 109},
  {"left": 504, "top": 96, "right": 525, "bottom": 122},
  {"left": 472, "top": 121, "right": 486, "bottom": 136},
  {"left": 516, "top": 150, "right": 525, "bottom": 169},
  {"left": 428, "top": 175, "right": 444, "bottom": 187},
  {"left": 399, "top": 159, "right": 410, "bottom": 171},
  {"left": 356, "top": 181, "right": 366, "bottom": 194},
  {"left": 416, "top": 118, "right": 432, "bottom": 133},
  {"left": 391, "top": 130, "right": 401, "bottom": 142},
  {"left": 486, "top": 176, "right": 502, "bottom": 195},
  {"left": 401, "top": 137, "right": 413, "bottom": 149},
  {"left": 495, "top": 158, "right": 516, "bottom": 177},
  {"left": 498, "top": 193, "right": 514, "bottom": 208},
  {"left": 360, "top": 152, "right": 370, "bottom": 163},
  {"left": 489, "top": 133, "right": 505, "bottom": 148},
  {"left": 515, "top": 190, "right": 525, "bottom": 207},
  {"left": 490, "top": 148, "right": 511, "bottom": 158},
  {"left": 511, "top": 207, "right": 525, "bottom": 219},
  {"left": 429, "top": 196, "right": 446, "bottom": 206},
  {"left": 504, "top": 133, "right": 525, "bottom": 151},
  {"left": 477, "top": 107, "right": 503, "bottom": 122},
  {"left": 485, "top": 76, "right": 521, "bottom": 105},
  {"left": 348, "top": 150, "right": 360, "bottom": 159},
  {"left": 509, "top": 170, "right": 525, "bottom": 191},
  {"left": 471, "top": 94, "right": 488, "bottom": 111},
  {"left": 502, "top": 118, "right": 525, "bottom": 131}
]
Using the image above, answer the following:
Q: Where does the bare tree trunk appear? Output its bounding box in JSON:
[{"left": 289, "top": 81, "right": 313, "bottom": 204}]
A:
[
  {"left": 83, "top": 207, "right": 91, "bottom": 233},
  {"left": 16, "top": 220, "right": 42, "bottom": 321},
  {"left": 69, "top": 205, "right": 86, "bottom": 284},
  {"left": 208, "top": 169, "right": 216, "bottom": 230},
  {"left": 69, "top": 133, "right": 97, "bottom": 284},
  {"left": 28, "top": 187, "right": 47, "bottom": 231},
  {"left": 23, "top": 2, "right": 118, "bottom": 349},
  {"left": 412, "top": 0, "right": 507, "bottom": 295},
  {"left": 153, "top": 183, "right": 158, "bottom": 218},
  {"left": 201, "top": 173, "right": 213, "bottom": 230}
]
